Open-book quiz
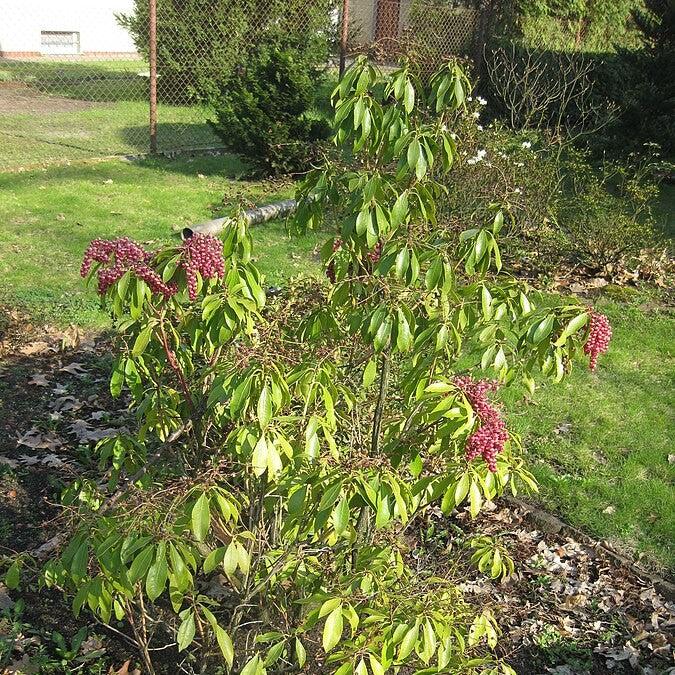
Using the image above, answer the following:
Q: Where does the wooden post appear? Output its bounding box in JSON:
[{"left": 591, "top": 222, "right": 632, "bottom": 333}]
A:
[
  {"left": 339, "top": 0, "right": 350, "bottom": 76},
  {"left": 149, "top": 0, "right": 158, "bottom": 153}
]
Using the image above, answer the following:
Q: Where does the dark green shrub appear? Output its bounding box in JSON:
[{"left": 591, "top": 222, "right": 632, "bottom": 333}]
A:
[
  {"left": 600, "top": 0, "right": 675, "bottom": 156},
  {"left": 117, "top": 0, "right": 335, "bottom": 104},
  {"left": 208, "top": 31, "right": 332, "bottom": 175},
  {"left": 513, "top": 0, "right": 644, "bottom": 51}
]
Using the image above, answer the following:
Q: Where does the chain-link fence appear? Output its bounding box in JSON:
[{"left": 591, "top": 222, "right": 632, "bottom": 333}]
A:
[
  {"left": 0, "top": 0, "right": 497, "bottom": 171},
  {"left": 345, "top": 0, "right": 496, "bottom": 74}
]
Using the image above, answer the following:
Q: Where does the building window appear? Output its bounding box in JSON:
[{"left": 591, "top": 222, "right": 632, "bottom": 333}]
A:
[{"left": 40, "top": 31, "right": 80, "bottom": 55}]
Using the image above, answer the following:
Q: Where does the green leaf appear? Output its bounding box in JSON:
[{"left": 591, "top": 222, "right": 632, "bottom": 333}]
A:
[
  {"left": 475, "top": 230, "right": 488, "bottom": 262},
  {"left": 146, "top": 541, "right": 168, "bottom": 602},
  {"left": 252, "top": 435, "right": 269, "bottom": 477},
  {"left": 396, "top": 309, "right": 412, "bottom": 352},
  {"left": 168, "top": 542, "right": 190, "bottom": 591},
  {"left": 319, "top": 597, "right": 342, "bottom": 617},
  {"left": 481, "top": 286, "right": 493, "bottom": 319},
  {"left": 132, "top": 326, "right": 152, "bottom": 357},
  {"left": 257, "top": 385, "right": 272, "bottom": 428},
  {"left": 191, "top": 493, "right": 211, "bottom": 542},
  {"left": 369, "top": 654, "right": 385, "bottom": 675},
  {"left": 363, "top": 358, "right": 377, "bottom": 388},
  {"left": 391, "top": 191, "right": 409, "bottom": 226},
  {"left": 425, "top": 257, "right": 443, "bottom": 290},
  {"left": 5, "top": 561, "right": 20, "bottom": 590},
  {"left": 230, "top": 377, "right": 252, "bottom": 416},
  {"left": 395, "top": 247, "right": 410, "bottom": 279},
  {"left": 373, "top": 316, "right": 391, "bottom": 352},
  {"left": 240, "top": 655, "right": 260, "bottom": 675},
  {"left": 532, "top": 314, "right": 555, "bottom": 344},
  {"left": 71, "top": 540, "right": 89, "bottom": 580},
  {"left": 469, "top": 481, "right": 483, "bottom": 518},
  {"left": 202, "top": 606, "right": 235, "bottom": 668},
  {"left": 415, "top": 147, "right": 428, "bottom": 180},
  {"left": 128, "top": 545, "right": 154, "bottom": 584},
  {"left": 295, "top": 637, "right": 307, "bottom": 668},
  {"left": 425, "top": 381, "right": 453, "bottom": 393},
  {"left": 177, "top": 611, "right": 196, "bottom": 651},
  {"left": 493, "top": 210, "right": 504, "bottom": 233},
  {"left": 454, "top": 473, "right": 471, "bottom": 505},
  {"left": 333, "top": 497, "right": 350, "bottom": 536},
  {"left": 554, "top": 312, "right": 588, "bottom": 346},
  {"left": 398, "top": 622, "right": 419, "bottom": 659},
  {"left": 356, "top": 207, "right": 370, "bottom": 236},
  {"left": 323, "top": 605, "right": 344, "bottom": 652},
  {"left": 264, "top": 641, "right": 285, "bottom": 667},
  {"left": 110, "top": 357, "right": 125, "bottom": 397},
  {"left": 407, "top": 139, "right": 421, "bottom": 171},
  {"left": 404, "top": 80, "right": 415, "bottom": 113}
]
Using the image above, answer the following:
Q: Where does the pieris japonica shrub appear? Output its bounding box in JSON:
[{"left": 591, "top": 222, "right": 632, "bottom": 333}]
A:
[{"left": 42, "top": 58, "right": 611, "bottom": 675}]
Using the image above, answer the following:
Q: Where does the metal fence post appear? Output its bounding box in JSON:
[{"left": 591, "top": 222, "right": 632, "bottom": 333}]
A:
[
  {"left": 149, "top": 0, "right": 158, "bottom": 154},
  {"left": 339, "top": 0, "right": 350, "bottom": 76}
]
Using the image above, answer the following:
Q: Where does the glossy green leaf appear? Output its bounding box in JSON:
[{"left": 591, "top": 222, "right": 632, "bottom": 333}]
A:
[
  {"left": 323, "top": 605, "right": 344, "bottom": 652},
  {"left": 191, "top": 493, "right": 211, "bottom": 542}
]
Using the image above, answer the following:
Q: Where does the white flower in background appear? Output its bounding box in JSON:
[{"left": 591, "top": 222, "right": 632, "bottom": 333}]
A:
[
  {"left": 477, "top": 96, "right": 487, "bottom": 106},
  {"left": 477, "top": 124, "right": 483, "bottom": 131},
  {"left": 515, "top": 161, "right": 524, "bottom": 167},
  {"left": 450, "top": 132, "right": 458, "bottom": 140},
  {"left": 498, "top": 152, "right": 508, "bottom": 159},
  {"left": 522, "top": 141, "right": 532, "bottom": 149},
  {"left": 467, "top": 149, "right": 486, "bottom": 165},
  {"left": 441, "top": 123, "right": 448, "bottom": 131},
  {"left": 467, "top": 96, "right": 473, "bottom": 102},
  {"left": 472, "top": 111, "right": 480, "bottom": 119},
  {"left": 514, "top": 187, "right": 522, "bottom": 194}
]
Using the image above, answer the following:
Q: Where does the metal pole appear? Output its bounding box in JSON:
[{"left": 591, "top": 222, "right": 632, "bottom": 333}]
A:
[
  {"left": 339, "top": 0, "right": 350, "bottom": 76},
  {"left": 149, "top": 0, "right": 158, "bottom": 153}
]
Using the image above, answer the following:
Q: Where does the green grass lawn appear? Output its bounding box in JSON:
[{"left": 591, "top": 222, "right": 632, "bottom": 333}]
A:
[
  {"left": 503, "top": 293, "right": 674, "bottom": 571},
  {"left": 0, "top": 155, "right": 322, "bottom": 326},
  {"left": 0, "top": 58, "right": 221, "bottom": 168},
  {"left": 0, "top": 154, "right": 672, "bottom": 571}
]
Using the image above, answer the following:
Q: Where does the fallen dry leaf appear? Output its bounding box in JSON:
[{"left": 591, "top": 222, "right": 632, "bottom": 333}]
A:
[
  {"left": 2, "top": 654, "right": 40, "bottom": 674},
  {"left": 0, "top": 585, "right": 14, "bottom": 610},
  {"left": 0, "top": 456, "right": 19, "bottom": 468},
  {"left": 60, "top": 362, "right": 88, "bottom": 376},
  {"left": 19, "top": 342, "right": 51, "bottom": 356},
  {"left": 16, "top": 429, "right": 62, "bottom": 450},
  {"left": 108, "top": 660, "right": 141, "bottom": 675},
  {"left": 27, "top": 373, "right": 50, "bottom": 387}
]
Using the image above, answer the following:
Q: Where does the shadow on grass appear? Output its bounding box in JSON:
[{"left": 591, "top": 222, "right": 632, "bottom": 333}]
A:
[
  {"left": 0, "top": 58, "right": 148, "bottom": 103},
  {"left": 0, "top": 147, "right": 246, "bottom": 190}
]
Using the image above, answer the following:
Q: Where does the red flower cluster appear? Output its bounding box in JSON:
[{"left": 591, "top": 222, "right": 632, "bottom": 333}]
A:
[
  {"left": 454, "top": 376, "right": 509, "bottom": 472},
  {"left": 367, "top": 240, "right": 382, "bottom": 264},
  {"left": 326, "top": 238, "right": 343, "bottom": 284},
  {"left": 583, "top": 311, "right": 612, "bottom": 372},
  {"left": 81, "top": 238, "right": 176, "bottom": 297},
  {"left": 180, "top": 234, "right": 225, "bottom": 300}
]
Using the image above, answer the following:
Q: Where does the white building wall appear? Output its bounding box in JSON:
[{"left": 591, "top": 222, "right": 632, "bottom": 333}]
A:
[{"left": 0, "top": 0, "right": 138, "bottom": 56}]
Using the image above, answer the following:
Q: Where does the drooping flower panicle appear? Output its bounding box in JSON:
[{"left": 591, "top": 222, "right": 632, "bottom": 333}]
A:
[
  {"left": 81, "top": 234, "right": 226, "bottom": 301},
  {"left": 454, "top": 376, "right": 509, "bottom": 472},
  {"left": 180, "top": 233, "right": 226, "bottom": 300},
  {"left": 583, "top": 311, "right": 612, "bottom": 372},
  {"left": 81, "top": 237, "right": 176, "bottom": 298}
]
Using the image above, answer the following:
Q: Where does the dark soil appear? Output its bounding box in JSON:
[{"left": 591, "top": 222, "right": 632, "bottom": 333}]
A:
[{"left": 0, "top": 82, "right": 107, "bottom": 116}]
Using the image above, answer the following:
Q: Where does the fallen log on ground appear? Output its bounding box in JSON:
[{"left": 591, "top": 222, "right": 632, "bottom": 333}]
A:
[{"left": 181, "top": 198, "right": 297, "bottom": 239}]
